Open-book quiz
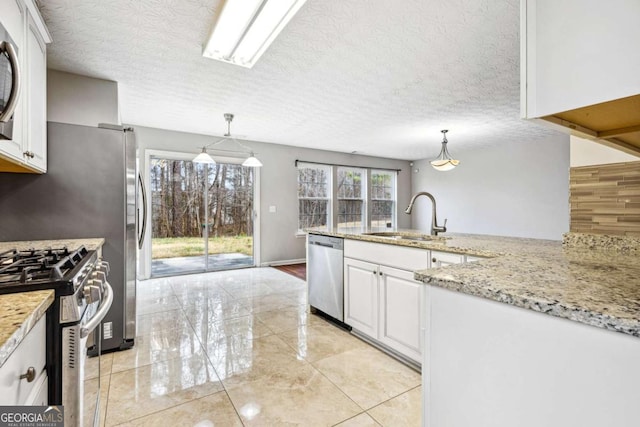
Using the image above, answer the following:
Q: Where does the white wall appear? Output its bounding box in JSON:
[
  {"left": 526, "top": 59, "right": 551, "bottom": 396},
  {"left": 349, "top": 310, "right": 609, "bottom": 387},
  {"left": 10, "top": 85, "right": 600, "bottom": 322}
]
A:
[
  {"left": 570, "top": 135, "right": 640, "bottom": 167},
  {"left": 410, "top": 134, "right": 570, "bottom": 240},
  {"left": 47, "top": 70, "right": 119, "bottom": 126},
  {"left": 134, "top": 126, "right": 412, "bottom": 278}
]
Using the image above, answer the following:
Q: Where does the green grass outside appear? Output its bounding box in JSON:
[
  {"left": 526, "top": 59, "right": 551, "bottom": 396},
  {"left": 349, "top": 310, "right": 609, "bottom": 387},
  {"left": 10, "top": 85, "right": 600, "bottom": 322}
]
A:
[{"left": 152, "top": 235, "right": 253, "bottom": 259}]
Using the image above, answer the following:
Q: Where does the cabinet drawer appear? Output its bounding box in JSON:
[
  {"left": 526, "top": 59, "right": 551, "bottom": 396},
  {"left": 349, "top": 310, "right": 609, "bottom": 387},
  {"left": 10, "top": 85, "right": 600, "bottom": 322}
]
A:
[
  {"left": 431, "top": 250, "right": 465, "bottom": 266},
  {"left": 345, "top": 239, "right": 430, "bottom": 271},
  {"left": 0, "top": 316, "right": 46, "bottom": 405}
]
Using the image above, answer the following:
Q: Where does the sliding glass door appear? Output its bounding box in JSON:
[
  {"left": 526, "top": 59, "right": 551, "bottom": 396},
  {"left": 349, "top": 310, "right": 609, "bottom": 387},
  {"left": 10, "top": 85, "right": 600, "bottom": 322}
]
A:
[{"left": 149, "top": 154, "right": 255, "bottom": 277}]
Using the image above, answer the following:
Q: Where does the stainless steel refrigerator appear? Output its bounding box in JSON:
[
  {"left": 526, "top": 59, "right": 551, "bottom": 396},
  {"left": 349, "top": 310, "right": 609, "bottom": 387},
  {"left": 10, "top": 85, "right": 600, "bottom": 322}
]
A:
[{"left": 0, "top": 121, "right": 139, "bottom": 353}]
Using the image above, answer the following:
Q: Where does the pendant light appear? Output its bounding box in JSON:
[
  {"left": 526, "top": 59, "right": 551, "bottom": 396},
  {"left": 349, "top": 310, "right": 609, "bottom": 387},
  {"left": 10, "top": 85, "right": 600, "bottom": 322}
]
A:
[
  {"left": 193, "top": 114, "right": 263, "bottom": 167},
  {"left": 430, "top": 130, "right": 459, "bottom": 171}
]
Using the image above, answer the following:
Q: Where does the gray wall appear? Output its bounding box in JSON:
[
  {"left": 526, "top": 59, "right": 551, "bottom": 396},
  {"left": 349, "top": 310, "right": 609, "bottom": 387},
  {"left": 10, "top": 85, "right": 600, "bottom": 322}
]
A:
[
  {"left": 134, "top": 126, "right": 411, "bottom": 278},
  {"left": 410, "top": 134, "right": 570, "bottom": 240},
  {"left": 47, "top": 70, "right": 120, "bottom": 126}
]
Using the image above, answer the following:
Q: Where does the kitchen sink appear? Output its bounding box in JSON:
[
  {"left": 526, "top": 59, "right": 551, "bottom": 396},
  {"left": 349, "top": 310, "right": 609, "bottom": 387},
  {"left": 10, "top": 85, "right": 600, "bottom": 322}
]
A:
[{"left": 363, "top": 232, "right": 449, "bottom": 242}]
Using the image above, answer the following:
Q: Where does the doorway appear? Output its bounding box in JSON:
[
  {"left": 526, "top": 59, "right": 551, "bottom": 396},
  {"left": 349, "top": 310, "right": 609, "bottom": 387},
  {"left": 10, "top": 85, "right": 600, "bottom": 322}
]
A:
[{"left": 149, "top": 153, "right": 256, "bottom": 276}]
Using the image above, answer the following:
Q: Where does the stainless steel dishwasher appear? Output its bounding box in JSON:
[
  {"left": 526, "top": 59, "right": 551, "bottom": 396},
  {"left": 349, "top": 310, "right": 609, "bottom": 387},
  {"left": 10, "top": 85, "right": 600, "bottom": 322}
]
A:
[{"left": 308, "top": 234, "right": 345, "bottom": 322}]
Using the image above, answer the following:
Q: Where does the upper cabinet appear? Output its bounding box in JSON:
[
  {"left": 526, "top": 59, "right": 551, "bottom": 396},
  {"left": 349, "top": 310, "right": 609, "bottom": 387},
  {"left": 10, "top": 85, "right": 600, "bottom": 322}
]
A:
[
  {"left": 521, "top": 0, "right": 640, "bottom": 155},
  {"left": 0, "top": 0, "right": 50, "bottom": 173}
]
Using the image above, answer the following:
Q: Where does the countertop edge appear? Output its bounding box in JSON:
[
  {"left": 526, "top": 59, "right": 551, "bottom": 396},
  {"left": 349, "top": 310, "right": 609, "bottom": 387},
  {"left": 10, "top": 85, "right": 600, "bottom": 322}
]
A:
[
  {"left": 416, "top": 273, "right": 640, "bottom": 338},
  {"left": 0, "top": 290, "right": 55, "bottom": 368}
]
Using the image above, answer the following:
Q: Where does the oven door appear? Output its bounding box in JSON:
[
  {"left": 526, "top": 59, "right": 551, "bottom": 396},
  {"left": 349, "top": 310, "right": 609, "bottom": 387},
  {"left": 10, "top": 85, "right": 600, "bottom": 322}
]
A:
[
  {"left": 63, "top": 282, "right": 113, "bottom": 427},
  {"left": 0, "top": 22, "right": 21, "bottom": 140}
]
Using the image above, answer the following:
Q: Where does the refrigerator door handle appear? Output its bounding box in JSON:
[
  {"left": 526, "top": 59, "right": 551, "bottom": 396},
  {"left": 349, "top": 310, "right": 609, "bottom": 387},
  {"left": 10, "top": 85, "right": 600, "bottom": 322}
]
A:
[{"left": 137, "top": 172, "right": 147, "bottom": 250}]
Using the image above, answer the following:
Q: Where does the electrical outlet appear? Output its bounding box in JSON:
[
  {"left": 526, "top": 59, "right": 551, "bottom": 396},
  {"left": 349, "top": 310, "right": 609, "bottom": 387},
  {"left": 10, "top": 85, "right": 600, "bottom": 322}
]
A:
[
  {"left": 103, "top": 322, "right": 113, "bottom": 339},
  {"left": 269, "top": 205, "right": 277, "bottom": 213}
]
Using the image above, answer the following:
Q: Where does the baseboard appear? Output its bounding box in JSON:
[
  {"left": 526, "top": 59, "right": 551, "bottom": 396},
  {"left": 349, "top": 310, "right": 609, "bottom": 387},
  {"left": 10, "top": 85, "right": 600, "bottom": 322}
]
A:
[{"left": 261, "top": 258, "right": 306, "bottom": 267}]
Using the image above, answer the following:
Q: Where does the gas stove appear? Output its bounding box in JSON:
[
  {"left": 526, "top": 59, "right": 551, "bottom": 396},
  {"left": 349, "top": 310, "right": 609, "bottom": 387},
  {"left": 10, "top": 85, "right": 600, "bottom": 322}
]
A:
[
  {"left": 0, "top": 246, "right": 92, "bottom": 291},
  {"left": 0, "top": 245, "right": 112, "bottom": 427}
]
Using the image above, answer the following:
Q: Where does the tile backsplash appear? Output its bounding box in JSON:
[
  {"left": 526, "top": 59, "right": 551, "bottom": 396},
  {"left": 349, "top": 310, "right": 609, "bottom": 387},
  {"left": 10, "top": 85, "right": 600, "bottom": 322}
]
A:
[{"left": 570, "top": 161, "right": 640, "bottom": 236}]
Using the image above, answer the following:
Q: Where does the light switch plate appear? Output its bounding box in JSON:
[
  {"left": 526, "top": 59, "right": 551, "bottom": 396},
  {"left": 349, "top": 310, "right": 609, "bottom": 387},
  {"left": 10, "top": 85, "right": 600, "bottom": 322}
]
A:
[{"left": 269, "top": 205, "right": 277, "bottom": 213}]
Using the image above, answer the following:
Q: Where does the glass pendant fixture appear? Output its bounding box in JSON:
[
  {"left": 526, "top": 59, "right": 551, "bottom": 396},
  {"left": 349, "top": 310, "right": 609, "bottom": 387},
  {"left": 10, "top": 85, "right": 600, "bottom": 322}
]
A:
[
  {"left": 430, "top": 129, "right": 459, "bottom": 171},
  {"left": 193, "top": 147, "right": 216, "bottom": 164}
]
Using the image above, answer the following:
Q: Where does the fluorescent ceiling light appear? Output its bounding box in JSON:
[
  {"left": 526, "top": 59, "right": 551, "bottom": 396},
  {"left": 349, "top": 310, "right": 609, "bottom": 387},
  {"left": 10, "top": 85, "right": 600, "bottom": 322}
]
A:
[{"left": 203, "top": 0, "right": 308, "bottom": 68}]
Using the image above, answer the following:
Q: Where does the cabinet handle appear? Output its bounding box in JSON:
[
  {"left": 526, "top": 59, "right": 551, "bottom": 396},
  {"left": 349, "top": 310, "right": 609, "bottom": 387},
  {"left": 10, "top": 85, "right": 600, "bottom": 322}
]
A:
[
  {"left": 379, "top": 271, "right": 383, "bottom": 276},
  {"left": 20, "top": 367, "right": 36, "bottom": 383},
  {"left": 372, "top": 270, "right": 376, "bottom": 274},
  {"left": 23, "top": 151, "right": 35, "bottom": 159},
  {"left": 432, "top": 258, "right": 437, "bottom": 263}
]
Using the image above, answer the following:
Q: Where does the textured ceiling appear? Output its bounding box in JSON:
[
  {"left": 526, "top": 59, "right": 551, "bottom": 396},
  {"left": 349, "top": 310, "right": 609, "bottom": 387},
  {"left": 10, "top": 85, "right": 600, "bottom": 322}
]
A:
[{"left": 38, "top": 0, "right": 559, "bottom": 160}]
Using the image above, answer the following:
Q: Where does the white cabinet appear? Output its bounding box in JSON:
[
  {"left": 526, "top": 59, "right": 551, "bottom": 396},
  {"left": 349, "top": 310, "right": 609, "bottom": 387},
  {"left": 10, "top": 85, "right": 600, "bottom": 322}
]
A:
[
  {"left": 344, "top": 258, "right": 379, "bottom": 338},
  {"left": 378, "top": 265, "right": 422, "bottom": 363},
  {"left": 522, "top": 0, "right": 640, "bottom": 118},
  {"left": 521, "top": 0, "right": 640, "bottom": 154},
  {"left": 0, "top": 316, "right": 47, "bottom": 405},
  {"left": 0, "top": 0, "right": 50, "bottom": 173},
  {"left": 430, "top": 250, "right": 465, "bottom": 268},
  {"left": 344, "top": 240, "right": 430, "bottom": 364}
]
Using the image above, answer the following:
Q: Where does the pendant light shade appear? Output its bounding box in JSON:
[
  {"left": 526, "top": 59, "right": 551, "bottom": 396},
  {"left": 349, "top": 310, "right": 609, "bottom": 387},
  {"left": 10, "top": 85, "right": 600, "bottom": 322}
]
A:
[
  {"left": 193, "top": 147, "right": 216, "bottom": 164},
  {"left": 242, "top": 153, "right": 263, "bottom": 167},
  {"left": 430, "top": 130, "right": 459, "bottom": 171},
  {"left": 193, "top": 114, "right": 263, "bottom": 167}
]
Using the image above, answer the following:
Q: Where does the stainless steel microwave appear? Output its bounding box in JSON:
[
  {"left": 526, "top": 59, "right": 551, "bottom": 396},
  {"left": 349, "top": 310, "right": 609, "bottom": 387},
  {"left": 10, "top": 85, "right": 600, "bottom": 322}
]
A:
[{"left": 0, "top": 22, "right": 21, "bottom": 140}]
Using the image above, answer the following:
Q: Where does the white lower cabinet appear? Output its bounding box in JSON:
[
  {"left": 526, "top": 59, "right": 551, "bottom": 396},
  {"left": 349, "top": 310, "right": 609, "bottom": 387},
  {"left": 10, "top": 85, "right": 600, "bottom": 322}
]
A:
[
  {"left": 430, "top": 250, "right": 465, "bottom": 267},
  {"left": 344, "top": 258, "right": 379, "bottom": 338},
  {"left": 0, "top": 316, "right": 47, "bottom": 405},
  {"left": 378, "top": 266, "right": 422, "bottom": 363},
  {"left": 344, "top": 240, "right": 432, "bottom": 364}
]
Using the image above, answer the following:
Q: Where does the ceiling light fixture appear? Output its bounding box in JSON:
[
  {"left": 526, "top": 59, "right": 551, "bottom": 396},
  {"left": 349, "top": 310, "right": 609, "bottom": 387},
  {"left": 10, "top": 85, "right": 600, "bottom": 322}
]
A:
[
  {"left": 193, "top": 113, "right": 263, "bottom": 167},
  {"left": 430, "top": 130, "right": 459, "bottom": 171},
  {"left": 202, "top": 0, "right": 308, "bottom": 68}
]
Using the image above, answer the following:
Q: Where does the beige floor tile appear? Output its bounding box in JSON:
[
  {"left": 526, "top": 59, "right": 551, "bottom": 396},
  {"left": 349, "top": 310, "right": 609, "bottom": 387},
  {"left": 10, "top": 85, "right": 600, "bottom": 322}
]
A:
[
  {"left": 368, "top": 386, "right": 422, "bottom": 427},
  {"left": 85, "top": 352, "right": 113, "bottom": 380},
  {"left": 136, "top": 309, "right": 191, "bottom": 335},
  {"left": 105, "top": 353, "right": 223, "bottom": 426},
  {"left": 236, "top": 293, "right": 301, "bottom": 314},
  {"left": 313, "top": 346, "right": 421, "bottom": 410},
  {"left": 184, "top": 299, "right": 251, "bottom": 326},
  {"left": 222, "top": 282, "right": 276, "bottom": 299},
  {"left": 111, "top": 327, "right": 204, "bottom": 373},
  {"left": 335, "top": 412, "right": 382, "bottom": 427},
  {"left": 84, "top": 375, "right": 110, "bottom": 427},
  {"left": 256, "top": 305, "right": 311, "bottom": 333},
  {"left": 204, "top": 334, "right": 307, "bottom": 389},
  {"left": 115, "top": 391, "right": 242, "bottom": 427},
  {"left": 278, "top": 322, "right": 368, "bottom": 363},
  {"left": 193, "top": 314, "right": 273, "bottom": 343},
  {"left": 226, "top": 362, "right": 362, "bottom": 426},
  {"left": 136, "top": 295, "right": 181, "bottom": 315}
]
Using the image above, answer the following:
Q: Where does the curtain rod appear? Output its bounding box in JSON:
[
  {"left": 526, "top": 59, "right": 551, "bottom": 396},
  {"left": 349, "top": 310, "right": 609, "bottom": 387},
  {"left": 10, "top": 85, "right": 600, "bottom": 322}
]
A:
[{"left": 295, "top": 159, "right": 402, "bottom": 172}]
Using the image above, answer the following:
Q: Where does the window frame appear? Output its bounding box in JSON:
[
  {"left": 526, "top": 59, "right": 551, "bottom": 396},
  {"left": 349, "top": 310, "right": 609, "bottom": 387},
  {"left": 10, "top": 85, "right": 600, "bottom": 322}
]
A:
[
  {"left": 297, "top": 163, "right": 398, "bottom": 233},
  {"left": 297, "top": 162, "right": 332, "bottom": 232}
]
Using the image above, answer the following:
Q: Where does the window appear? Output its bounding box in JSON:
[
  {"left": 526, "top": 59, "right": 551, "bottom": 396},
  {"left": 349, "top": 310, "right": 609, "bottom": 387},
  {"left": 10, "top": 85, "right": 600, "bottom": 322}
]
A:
[
  {"left": 370, "top": 170, "right": 396, "bottom": 231},
  {"left": 297, "top": 162, "right": 398, "bottom": 232},
  {"left": 337, "top": 167, "right": 365, "bottom": 231},
  {"left": 297, "top": 164, "right": 331, "bottom": 231}
]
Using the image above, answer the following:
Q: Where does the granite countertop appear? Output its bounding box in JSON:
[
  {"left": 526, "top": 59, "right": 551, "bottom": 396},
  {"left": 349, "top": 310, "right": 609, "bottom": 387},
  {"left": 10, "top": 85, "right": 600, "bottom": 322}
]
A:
[
  {"left": 307, "top": 229, "right": 640, "bottom": 338},
  {"left": 0, "top": 238, "right": 105, "bottom": 253},
  {"left": 0, "top": 290, "right": 54, "bottom": 368}
]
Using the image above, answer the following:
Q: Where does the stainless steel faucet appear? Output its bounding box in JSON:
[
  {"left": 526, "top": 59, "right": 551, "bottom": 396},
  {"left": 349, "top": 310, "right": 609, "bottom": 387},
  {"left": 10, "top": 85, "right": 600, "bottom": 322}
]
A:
[{"left": 405, "top": 192, "right": 447, "bottom": 235}]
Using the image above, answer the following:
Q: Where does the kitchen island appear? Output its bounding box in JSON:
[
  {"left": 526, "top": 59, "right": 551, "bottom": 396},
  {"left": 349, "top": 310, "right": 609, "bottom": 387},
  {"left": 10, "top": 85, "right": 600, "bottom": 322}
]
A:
[{"left": 308, "top": 229, "right": 640, "bottom": 427}]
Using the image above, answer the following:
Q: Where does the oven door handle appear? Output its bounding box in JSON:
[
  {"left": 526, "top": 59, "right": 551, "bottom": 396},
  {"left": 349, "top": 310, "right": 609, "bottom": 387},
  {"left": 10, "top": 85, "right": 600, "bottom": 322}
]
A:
[
  {"left": 0, "top": 40, "right": 21, "bottom": 123},
  {"left": 80, "top": 281, "right": 113, "bottom": 338}
]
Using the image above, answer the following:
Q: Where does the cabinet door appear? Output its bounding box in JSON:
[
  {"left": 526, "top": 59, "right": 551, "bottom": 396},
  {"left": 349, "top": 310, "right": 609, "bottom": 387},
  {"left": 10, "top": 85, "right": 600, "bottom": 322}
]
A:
[
  {"left": 25, "top": 10, "right": 47, "bottom": 172},
  {"left": 431, "top": 250, "right": 465, "bottom": 268},
  {"left": 379, "top": 266, "right": 422, "bottom": 363},
  {"left": 344, "top": 257, "right": 379, "bottom": 338}
]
